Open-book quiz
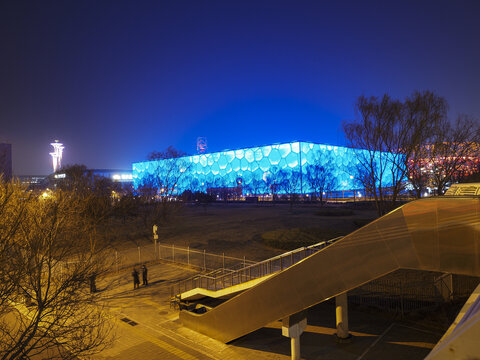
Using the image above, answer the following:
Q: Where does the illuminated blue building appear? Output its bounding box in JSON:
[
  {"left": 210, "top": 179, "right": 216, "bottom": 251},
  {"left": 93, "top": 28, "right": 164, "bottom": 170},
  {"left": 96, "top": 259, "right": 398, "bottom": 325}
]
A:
[{"left": 132, "top": 141, "right": 396, "bottom": 195}]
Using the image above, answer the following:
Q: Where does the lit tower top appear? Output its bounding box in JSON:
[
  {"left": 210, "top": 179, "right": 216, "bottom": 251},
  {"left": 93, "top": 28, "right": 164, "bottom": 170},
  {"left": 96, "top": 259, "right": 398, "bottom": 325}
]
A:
[
  {"left": 50, "top": 140, "right": 64, "bottom": 173},
  {"left": 197, "top": 137, "right": 207, "bottom": 154}
]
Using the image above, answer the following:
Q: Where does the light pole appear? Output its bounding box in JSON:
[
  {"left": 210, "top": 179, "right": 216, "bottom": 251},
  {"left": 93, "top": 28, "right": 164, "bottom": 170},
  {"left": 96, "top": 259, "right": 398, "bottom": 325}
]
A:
[{"left": 153, "top": 224, "right": 159, "bottom": 259}]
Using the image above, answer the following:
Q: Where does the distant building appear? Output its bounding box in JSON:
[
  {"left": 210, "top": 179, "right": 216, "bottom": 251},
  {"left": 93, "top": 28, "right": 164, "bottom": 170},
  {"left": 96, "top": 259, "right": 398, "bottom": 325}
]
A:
[
  {"left": 18, "top": 175, "right": 47, "bottom": 189},
  {"left": 0, "top": 143, "right": 12, "bottom": 181},
  {"left": 133, "top": 141, "right": 397, "bottom": 196},
  {"left": 408, "top": 142, "right": 480, "bottom": 189},
  {"left": 51, "top": 168, "right": 133, "bottom": 190},
  {"left": 90, "top": 169, "right": 133, "bottom": 184}
]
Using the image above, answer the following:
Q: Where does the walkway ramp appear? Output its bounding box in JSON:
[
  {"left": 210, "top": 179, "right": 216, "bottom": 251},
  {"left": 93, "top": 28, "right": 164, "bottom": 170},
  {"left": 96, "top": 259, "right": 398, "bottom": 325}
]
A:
[
  {"left": 180, "top": 197, "right": 480, "bottom": 343},
  {"left": 180, "top": 274, "right": 276, "bottom": 301}
]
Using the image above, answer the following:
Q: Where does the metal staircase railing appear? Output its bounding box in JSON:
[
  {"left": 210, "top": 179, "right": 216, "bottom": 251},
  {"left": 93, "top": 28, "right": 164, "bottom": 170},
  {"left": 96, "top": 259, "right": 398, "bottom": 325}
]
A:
[{"left": 171, "top": 237, "right": 342, "bottom": 299}]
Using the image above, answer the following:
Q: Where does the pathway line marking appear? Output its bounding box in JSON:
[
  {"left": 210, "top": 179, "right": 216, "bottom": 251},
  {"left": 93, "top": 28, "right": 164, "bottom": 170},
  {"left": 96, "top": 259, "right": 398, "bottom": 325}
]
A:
[
  {"left": 118, "top": 312, "right": 222, "bottom": 360},
  {"left": 356, "top": 322, "right": 395, "bottom": 360},
  {"left": 395, "top": 323, "right": 444, "bottom": 336},
  {"left": 117, "top": 319, "right": 200, "bottom": 360}
]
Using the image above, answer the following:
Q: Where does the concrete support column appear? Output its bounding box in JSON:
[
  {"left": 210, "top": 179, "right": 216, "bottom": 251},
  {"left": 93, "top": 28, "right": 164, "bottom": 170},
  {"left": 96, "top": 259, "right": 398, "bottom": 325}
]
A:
[
  {"left": 335, "top": 292, "right": 351, "bottom": 341},
  {"left": 282, "top": 310, "right": 307, "bottom": 360},
  {"left": 290, "top": 336, "right": 300, "bottom": 360}
]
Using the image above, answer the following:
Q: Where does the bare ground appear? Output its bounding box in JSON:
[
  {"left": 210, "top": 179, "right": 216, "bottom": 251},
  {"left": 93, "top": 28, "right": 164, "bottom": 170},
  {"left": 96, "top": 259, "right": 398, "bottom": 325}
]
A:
[{"left": 108, "top": 202, "right": 378, "bottom": 261}]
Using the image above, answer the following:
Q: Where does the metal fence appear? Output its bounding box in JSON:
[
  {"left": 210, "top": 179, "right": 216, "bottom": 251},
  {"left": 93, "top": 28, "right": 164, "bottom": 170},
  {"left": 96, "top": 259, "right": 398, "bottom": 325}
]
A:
[
  {"left": 110, "top": 242, "right": 257, "bottom": 274},
  {"left": 349, "top": 270, "right": 480, "bottom": 316},
  {"left": 110, "top": 241, "right": 480, "bottom": 317},
  {"left": 171, "top": 237, "right": 343, "bottom": 297}
]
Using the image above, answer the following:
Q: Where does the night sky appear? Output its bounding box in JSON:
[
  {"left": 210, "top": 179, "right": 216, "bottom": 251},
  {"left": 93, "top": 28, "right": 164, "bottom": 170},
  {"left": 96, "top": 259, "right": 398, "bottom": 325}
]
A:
[{"left": 1, "top": 0, "right": 479, "bottom": 175}]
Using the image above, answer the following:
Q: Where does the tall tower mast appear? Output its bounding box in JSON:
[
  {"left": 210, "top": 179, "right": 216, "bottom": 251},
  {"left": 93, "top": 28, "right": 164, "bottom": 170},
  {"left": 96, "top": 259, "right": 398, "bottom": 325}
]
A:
[{"left": 50, "top": 140, "right": 64, "bottom": 173}]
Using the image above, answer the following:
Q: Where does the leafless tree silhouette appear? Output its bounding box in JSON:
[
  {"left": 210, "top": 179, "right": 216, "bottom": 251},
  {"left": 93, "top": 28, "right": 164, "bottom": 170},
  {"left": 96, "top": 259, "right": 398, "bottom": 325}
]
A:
[{"left": 0, "top": 181, "right": 114, "bottom": 360}]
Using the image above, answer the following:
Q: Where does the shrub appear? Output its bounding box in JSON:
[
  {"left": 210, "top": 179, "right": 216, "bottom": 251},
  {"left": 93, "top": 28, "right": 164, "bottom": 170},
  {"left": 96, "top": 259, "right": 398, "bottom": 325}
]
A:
[
  {"left": 315, "top": 208, "right": 354, "bottom": 216},
  {"left": 262, "top": 227, "right": 347, "bottom": 250}
]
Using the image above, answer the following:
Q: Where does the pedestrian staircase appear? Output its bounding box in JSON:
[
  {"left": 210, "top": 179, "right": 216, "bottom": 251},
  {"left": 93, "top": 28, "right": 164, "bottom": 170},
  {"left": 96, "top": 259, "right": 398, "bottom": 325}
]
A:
[
  {"left": 173, "top": 197, "right": 480, "bottom": 344},
  {"left": 171, "top": 237, "right": 342, "bottom": 304}
]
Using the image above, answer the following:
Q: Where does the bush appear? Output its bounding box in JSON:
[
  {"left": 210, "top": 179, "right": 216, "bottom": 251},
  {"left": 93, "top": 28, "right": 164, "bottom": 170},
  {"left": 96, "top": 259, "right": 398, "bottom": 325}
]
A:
[
  {"left": 262, "top": 227, "right": 347, "bottom": 250},
  {"left": 315, "top": 208, "right": 354, "bottom": 216}
]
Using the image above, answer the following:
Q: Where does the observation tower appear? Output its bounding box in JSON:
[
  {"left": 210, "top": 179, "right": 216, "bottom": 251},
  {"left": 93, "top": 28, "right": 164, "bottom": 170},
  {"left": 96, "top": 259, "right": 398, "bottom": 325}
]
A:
[{"left": 49, "top": 140, "right": 64, "bottom": 173}]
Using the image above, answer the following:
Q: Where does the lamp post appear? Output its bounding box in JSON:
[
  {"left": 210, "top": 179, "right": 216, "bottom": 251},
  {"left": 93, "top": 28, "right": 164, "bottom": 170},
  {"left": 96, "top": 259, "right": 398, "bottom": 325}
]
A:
[{"left": 153, "top": 224, "right": 158, "bottom": 259}]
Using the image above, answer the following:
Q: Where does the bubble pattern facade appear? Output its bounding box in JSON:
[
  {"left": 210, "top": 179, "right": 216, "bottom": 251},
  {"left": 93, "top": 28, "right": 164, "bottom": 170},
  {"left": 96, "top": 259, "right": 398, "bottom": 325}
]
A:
[{"left": 132, "top": 141, "right": 395, "bottom": 194}]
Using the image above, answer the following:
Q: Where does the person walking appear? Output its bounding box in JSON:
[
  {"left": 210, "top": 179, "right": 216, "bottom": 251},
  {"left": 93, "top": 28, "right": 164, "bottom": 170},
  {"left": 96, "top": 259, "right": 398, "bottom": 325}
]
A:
[
  {"left": 132, "top": 268, "right": 140, "bottom": 289},
  {"left": 141, "top": 264, "right": 148, "bottom": 286},
  {"left": 89, "top": 273, "right": 97, "bottom": 293}
]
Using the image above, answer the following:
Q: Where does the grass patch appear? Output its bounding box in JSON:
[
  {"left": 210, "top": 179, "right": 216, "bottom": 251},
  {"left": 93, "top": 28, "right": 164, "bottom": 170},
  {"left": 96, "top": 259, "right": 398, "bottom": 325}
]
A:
[
  {"left": 262, "top": 227, "right": 347, "bottom": 250},
  {"left": 315, "top": 208, "right": 354, "bottom": 216}
]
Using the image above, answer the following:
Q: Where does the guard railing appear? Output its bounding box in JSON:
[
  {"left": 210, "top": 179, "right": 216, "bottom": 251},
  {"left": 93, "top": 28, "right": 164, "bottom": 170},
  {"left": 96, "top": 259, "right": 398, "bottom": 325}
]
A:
[{"left": 172, "top": 237, "right": 342, "bottom": 298}]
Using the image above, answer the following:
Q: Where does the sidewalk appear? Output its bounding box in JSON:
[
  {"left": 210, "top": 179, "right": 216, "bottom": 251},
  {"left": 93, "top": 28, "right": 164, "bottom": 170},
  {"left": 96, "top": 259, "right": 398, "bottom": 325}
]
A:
[
  {"left": 94, "top": 261, "right": 445, "bottom": 360},
  {"left": 95, "top": 262, "right": 252, "bottom": 360}
]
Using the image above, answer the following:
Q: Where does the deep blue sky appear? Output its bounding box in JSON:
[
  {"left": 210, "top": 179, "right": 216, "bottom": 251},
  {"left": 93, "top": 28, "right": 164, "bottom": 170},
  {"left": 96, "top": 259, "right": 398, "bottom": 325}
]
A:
[{"left": 1, "top": 0, "right": 479, "bottom": 175}]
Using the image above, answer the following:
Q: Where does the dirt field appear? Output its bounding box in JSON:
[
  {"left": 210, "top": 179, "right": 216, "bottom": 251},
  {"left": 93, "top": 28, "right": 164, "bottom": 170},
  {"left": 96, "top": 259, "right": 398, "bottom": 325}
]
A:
[{"left": 119, "top": 202, "right": 379, "bottom": 261}]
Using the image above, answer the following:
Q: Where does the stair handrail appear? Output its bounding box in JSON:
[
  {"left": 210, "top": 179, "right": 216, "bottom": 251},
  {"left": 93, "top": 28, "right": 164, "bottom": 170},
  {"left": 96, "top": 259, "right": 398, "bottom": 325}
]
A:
[{"left": 172, "top": 236, "right": 343, "bottom": 297}]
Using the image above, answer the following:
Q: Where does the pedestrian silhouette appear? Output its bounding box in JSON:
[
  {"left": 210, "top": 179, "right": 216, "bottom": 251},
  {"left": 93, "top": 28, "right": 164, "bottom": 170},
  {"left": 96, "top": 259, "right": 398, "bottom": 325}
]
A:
[
  {"left": 141, "top": 264, "right": 148, "bottom": 286},
  {"left": 89, "top": 273, "right": 97, "bottom": 293},
  {"left": 132, "top": 268, "right": 140, "bottom": 289}
]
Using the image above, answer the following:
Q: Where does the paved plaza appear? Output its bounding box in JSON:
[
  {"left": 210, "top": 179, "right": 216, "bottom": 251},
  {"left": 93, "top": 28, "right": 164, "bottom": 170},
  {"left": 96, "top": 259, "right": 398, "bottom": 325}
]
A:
[{"left": 94, "top": 261, "right": 445, "bottom": 360}]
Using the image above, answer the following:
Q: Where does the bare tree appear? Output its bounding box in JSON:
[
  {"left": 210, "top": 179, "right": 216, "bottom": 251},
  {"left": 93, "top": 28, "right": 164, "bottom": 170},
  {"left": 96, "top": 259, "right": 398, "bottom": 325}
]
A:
[
  {"left": 353, "top": 166, "right": 373, "bottom": 200},
  {"left": 0, "top": 182, "right": 114, "bottom": 360},
  {"left": 304, "top": 151, "right": 338, "bottom": 204},
  {"left": 426, "top": 115, "right": 480, "bottom": 195},
  {"left": 343, "top": 94, "right": 402, "bottom": 216},
  {"left": 344, "top": 91, "right": 448, "bottom": 215},
  {"left": 139, "top": 146, "right": 192, "bottom": 224},
  {"left": 278, "top": 169, "right": 301, "bottom": 210},
  {"left": 135, "top": 173, "right": 158, "bottom": 227},
  {"left": 402, "top": 91, "right": 448, "bottom": 197},
  {"left": 457, "top": 161, "right": 480, "bottom": 183},
  {"left": 147, "top": 146, "right": 191, "bottom": 199},
  {"left": 245, "top": 178, "right": 267, "bottom": 197},
  {"left": 264, "top": 167, "right": 282, "bottom": 202},
  {"left": 0, "top": 181, "right": 31, "bottom": 317},
  {"left": 215, "top": 178, "right": 230, "bottom": 202},
  {"left": 113, "top": 188, "right": 139, "bottom": 224},
  {"left": 406, "top": 145, "right": 431, "bottom": 198},
  {"left": 56, "top": 164, "right": 117, "bottom": 252}
]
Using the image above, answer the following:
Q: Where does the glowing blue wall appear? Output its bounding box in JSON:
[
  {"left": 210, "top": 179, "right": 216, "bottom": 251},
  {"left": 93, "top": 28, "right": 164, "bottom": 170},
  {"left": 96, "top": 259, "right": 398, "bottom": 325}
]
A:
[{"left": 132, "top": 141, "right": 395, "bottom": 194}]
